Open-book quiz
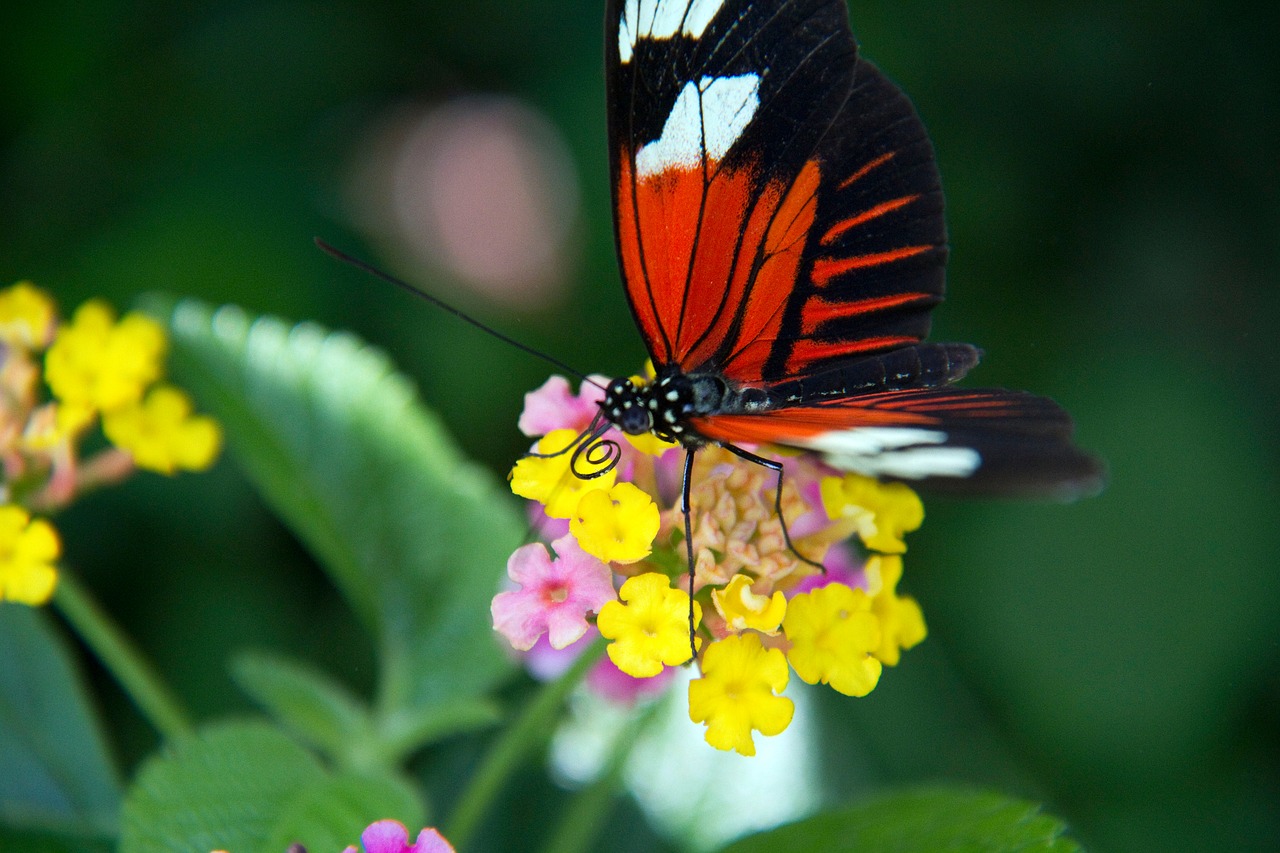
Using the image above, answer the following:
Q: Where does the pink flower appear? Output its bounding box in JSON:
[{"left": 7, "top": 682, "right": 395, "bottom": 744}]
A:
[
  {"left": 342, "top": 820, "right": 454, "bottom": 853},
  {"left": 789, "top": 542, "right": 866, "bottom": 596},
  {"left": 492, "top": 534, "right": 615, "bottom": 651},
  {"left": 518, "top": 374, "right": 606, "bottom": 437},
  {"left": 526, "top": 500, "right": 570, "bottom": 541},
  {"left": 586, "top": 653, "right": 676, "bottom": 704},
  {"left": 521, "top": 630, "right": 595, "bottom": 681}
]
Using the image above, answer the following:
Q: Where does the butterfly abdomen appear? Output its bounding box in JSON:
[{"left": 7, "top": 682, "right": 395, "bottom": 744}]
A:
[{"left": 768, "top": 342, "right": 981, "bottom": 405}]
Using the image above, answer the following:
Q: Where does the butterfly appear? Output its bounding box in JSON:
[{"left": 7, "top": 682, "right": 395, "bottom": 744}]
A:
[{"left": 592, "top": 0, "right": 1102, "bottom": 502}]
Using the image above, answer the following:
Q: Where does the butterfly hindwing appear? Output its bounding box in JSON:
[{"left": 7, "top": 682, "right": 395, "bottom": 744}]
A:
[{"left": 691, "top": 386, "right": 1103, "bottom": 495}]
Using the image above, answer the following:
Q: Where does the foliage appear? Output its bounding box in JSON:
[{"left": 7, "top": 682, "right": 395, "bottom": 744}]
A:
[{"left": 0, "top": 302, "right": 1089, "bottom": 851}]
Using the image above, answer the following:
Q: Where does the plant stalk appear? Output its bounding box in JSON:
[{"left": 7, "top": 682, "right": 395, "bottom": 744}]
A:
[
  {"left": 445, "top": 638, "right": 606, "bottom": 848},
  {"left": 54, "top": 569, "right": 194, "bottom": 741}
]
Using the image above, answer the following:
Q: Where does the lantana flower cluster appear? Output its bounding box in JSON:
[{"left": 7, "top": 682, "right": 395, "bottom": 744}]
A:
[
  {"left": 213, "top": 818, "right": 454, "bottom": 853},
  {"left": 0, "top": 281, "right": 221, "bottom": 605},
  {"left": 492, "top": 372, "right": 928, "bottom": 755},
  {"left": 341, "top": 819, "right": 454, "bottom": 853}
]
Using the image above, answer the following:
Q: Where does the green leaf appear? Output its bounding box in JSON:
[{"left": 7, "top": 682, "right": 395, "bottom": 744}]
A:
[
  {"left": 119, "top": 721, "right": 325, "bottom": 853},
  {"left": 375, "top": 696, "right": 504, "bottom": 761},
  {"left": 718, "top": 787, "right": 1082, "bottom": 853},
  {"left": 232, "top": 650, "right": 503, "bottom": 770},
  {"left": 260, "top": 772, "right": 426, "bottom": 853},
  {"left": 162, "top": 300, "right": 520, "bottom": 727},
  {"left": 119, "top": 721, "right": 428, "bottom": 853},
  {"left": 0, "top": 606, "right": 120, "bottom": 839},
  {"left": 231, "top": 652, "right": 374, "bottom": 765}
]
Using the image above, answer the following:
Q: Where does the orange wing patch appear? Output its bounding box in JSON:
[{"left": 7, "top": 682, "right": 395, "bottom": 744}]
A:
[
  {"left": 779, "top": 150, "right": 943, "bottom": 376},
  {"left": 820, "top": 194, "right": 920, "bottom": 245},
  {"left": 810, "top": 245, "right": 932, "bottom": 287},
  {"left": 616, "top": 151, "right": 820, "bottom": 382},
  {"left": 799, "top": 290, "right": 935, "bottom": 330},
  {"left": 690, "top": 404, "right": 937, "bottom": 445}
]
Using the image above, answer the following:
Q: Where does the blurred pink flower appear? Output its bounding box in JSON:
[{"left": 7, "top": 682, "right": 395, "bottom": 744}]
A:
[
  {"left": 522, "top": 630, "right": 595, "bottom": 681},
  {"left": 342, "top": 819, "right": 453, "bottom": 853},
  {"left": 586, "top": 651, "right": 677, "bottom": 705},
  {"left": 350, "top": 96, "right": 579, "bottom": 307}
]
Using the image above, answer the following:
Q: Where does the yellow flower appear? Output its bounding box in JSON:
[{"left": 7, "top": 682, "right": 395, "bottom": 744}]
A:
[
  {"left": 571, "top": 481, "right": 660, "bottom": 564},
  {"left": 0, "top": 281, "right": 56, "bottom": 350},
  {"left": 623, "top": 430, "right": 679, "bottom": 456},
  {"left": 711, "top": 573, "right": 786, "bottom": 635},
  {"left": 863, "top": 555, "right": 927, "bottom": 666},
  {"left": 45, "top": 300, "right": 167, "bottom": 413},
  {"left": 0, "top": 505, "right": 60, "bottom": 605},
  {"left": 596, "top": 572, "right": 700, "bottom": 677},
  {"left": 688, "top": 633, "right": 793, "bottom": 756},
  {"left": 783, "top": 582, "right": 882, "bottom": 697},
  {"left": 102, "top": 386, "right": 222, "bottom": 474},
  {"left": 510, "top": 429, "right": 617, "bottom": 518},
  {"left": 820, "top": 473, "right": 923, "bottom": 554}
]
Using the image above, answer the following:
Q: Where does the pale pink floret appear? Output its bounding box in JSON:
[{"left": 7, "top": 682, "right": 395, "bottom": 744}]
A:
[
  {"left": 522, "top": 630, "right": 595, "bottom": 681},
  {"left": 789, "top": 541, "right": 865, "bottom": 595},
  {"left": 343, "top": 819, "right": 454, "bottom": 853},
  {"left": 518, "top": 628, "right": 672, "bottom": 704},
  {"left": 492, "top": 534, "right": 616, "bottom": 651},
  {"left": 517, "top": 374, "right": 607, "bottom": 437},
  {"left": 586, "top": 653, "right": 677, "bottom": 704}
]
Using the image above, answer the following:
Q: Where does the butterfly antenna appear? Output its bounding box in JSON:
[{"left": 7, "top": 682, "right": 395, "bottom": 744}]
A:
[{"left": 315, "top": 238, "right": 604, "bottom": 390}]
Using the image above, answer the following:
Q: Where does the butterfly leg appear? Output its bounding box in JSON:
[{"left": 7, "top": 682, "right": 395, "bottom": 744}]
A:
[
  {"left": 721, "top": 443, "right": 825, "bottom": 572},
  {"left": 681, "top": 447, "right": 698, "bottom": 663}
]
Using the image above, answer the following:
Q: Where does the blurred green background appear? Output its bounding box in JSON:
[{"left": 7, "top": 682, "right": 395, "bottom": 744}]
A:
[{"left": 3, "top": 0, "right": 1278, "bottom": 851}]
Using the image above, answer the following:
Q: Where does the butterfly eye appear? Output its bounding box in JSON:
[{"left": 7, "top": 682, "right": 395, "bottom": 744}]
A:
[
  {"left": 617, "top": 403, "right": 653, "bottom": 436},
  {"left": 602, "top": 377, "right": 653, "bottom": 435}
]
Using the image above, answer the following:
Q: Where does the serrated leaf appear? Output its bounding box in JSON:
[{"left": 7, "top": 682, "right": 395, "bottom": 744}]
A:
[
  {"left": 718, "top": 787, "right": 1082, "bottom": 853},
  {"left": 0, "top": 607, "right": 120, "bottom": 838},
  {"left": 162, "top": 300, "right": 520, "bottom": 725},
  {"left": 119, "top": 721, "right": 326, "bottom": 853},
  {"left": 260, "top": 772, "right": 426, "bottom": 853},
  {"left": 231, "top": 652, "right": 373, "bottom": 764}
]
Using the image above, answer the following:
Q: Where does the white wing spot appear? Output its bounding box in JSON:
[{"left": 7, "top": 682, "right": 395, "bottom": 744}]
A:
[
  {"left": 800, "top": 427, "right": 982, "bottom": 480},
  {"left": 619, "top": 0, "right": 725, "bottom": 63},
  {"left": 635, "top": 74, "right": 760, "bottom": 178}
]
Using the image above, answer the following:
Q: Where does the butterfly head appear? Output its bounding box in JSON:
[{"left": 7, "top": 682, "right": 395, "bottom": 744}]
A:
[
  {"left": 602, "top": 377, "right": 655, "bottom": 436},
  {"left": 602, "top": 372, "right": 706, "bottom": 443}
]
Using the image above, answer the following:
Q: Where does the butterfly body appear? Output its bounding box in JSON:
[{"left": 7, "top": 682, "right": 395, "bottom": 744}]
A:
[
  {"left": 602, "top": 370, "right": 768, "bottom": 444},
  {"left": 602, "top": 0, "right": 1101, "bottom": 496}
]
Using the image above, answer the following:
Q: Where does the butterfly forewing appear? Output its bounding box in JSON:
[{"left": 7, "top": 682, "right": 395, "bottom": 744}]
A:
[
  {"left": 605, "top": 0, "right": 1102, "bottom": 496},
  {"left": 607, "top": 0, "right": 948, "bottom": 385},
  {"left": 766, "top": 61, "right": 948, "bottom": 381},
  {"left": 607, "top": 0, "right": 858, "bottom": 379}
]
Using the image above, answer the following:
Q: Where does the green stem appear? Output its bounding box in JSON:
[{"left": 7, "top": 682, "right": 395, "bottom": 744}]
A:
[
  {"left": 445, "top": 638, "right": 606, "bottom": 848},
  {"left": 53, "top": 569, "right": 194, "bottom": 741},
  {"left": 539, "top": 699, "right": 661, "bottom": 853}
]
